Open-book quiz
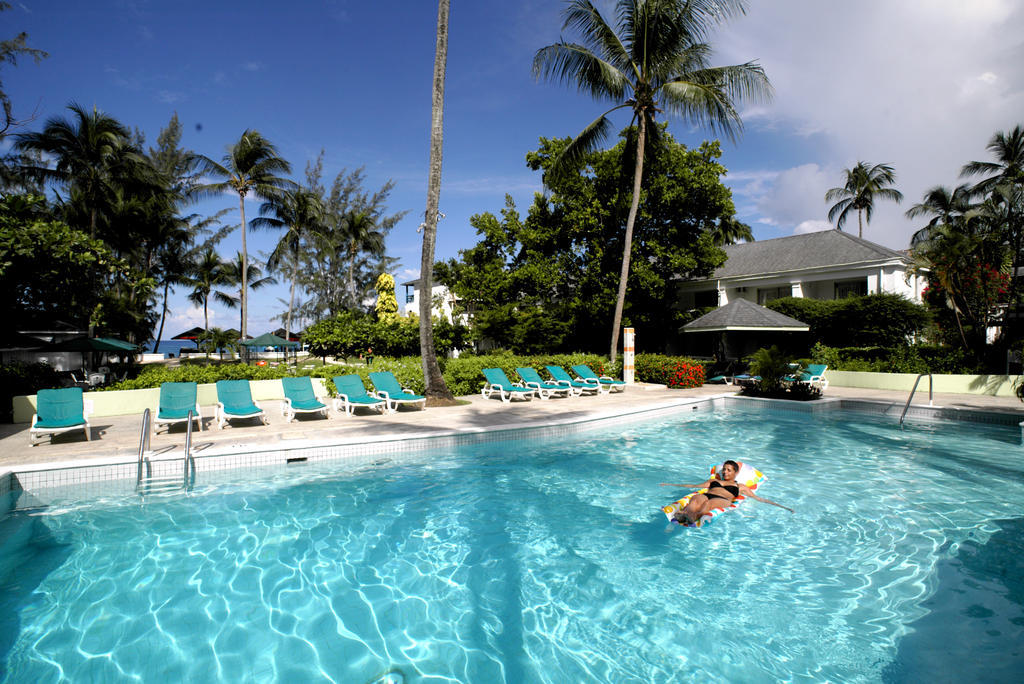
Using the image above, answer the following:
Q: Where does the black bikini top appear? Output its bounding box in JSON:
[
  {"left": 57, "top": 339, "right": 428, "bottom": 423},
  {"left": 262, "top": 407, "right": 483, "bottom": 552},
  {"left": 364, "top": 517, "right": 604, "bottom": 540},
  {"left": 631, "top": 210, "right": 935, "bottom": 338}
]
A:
[{"left": 708, "top": 480, "right": 739, "bottom": 496}]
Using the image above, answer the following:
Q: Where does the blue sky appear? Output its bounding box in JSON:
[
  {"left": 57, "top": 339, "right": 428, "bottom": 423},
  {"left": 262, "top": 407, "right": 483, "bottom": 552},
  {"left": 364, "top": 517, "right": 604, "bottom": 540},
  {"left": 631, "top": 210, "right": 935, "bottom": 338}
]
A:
[{"left": 5, "top": 1, "right": 1023, "bottom": 339}]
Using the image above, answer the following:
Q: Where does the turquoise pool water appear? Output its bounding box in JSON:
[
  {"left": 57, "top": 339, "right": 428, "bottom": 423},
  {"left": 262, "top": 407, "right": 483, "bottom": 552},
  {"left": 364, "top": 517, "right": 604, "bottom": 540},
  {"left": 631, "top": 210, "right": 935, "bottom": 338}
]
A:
[{"left": 2, "top": 406, "right": 1023, "bottom": 682}]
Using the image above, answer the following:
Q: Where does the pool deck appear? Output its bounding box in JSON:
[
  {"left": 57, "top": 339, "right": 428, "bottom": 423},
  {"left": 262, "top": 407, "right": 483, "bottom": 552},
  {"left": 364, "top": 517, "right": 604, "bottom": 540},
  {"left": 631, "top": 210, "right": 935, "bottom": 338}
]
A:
[{"left": 2, "top": 384, "right": 1022, "bottom": 471}]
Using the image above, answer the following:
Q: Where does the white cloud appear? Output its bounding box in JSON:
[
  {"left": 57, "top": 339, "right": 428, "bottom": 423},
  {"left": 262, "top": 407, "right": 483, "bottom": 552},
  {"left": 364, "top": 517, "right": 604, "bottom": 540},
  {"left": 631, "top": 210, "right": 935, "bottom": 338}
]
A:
[
  {"left": 156, "top": 90, "right": 185, "bottom": 104},
  {"left": 716, "top": 0, "right": 1024, "bottom": 248},
  {"left": 793, "top": 220, "right": 831, "bottom": 235}
]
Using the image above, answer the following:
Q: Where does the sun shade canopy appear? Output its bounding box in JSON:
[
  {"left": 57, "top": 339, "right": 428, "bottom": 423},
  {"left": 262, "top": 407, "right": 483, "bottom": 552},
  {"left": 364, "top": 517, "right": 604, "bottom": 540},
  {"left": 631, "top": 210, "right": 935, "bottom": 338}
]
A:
[{"left": 682, "top": 299, "right": 809, "bottom": 333}]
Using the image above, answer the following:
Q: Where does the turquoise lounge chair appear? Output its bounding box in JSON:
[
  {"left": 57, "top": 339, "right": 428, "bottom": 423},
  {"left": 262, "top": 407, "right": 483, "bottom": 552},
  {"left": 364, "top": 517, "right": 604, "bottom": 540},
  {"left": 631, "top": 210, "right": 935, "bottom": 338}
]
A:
[
  {"left": 154, "top": 381, "right": 203, "bottom": 434},
  {"left": 571, "top": 364, "right": 626, "bottom": 394},
  {"left": 793, "top": 364, "right": 828, "bottom": 390},
  {"left": 281, "top": 376, "right": 329, "bottom": 422},
  {"left": 332, "top": 374, "right": 386, "bottom": 415},
  {"left": 481, "top": 368, "right": 535, "bottom": 403},
  {"left": 369, "top": 371, "right": 426, "bottom": 412},
  {"left": 545, "top": 365, "right": 599, "bottom": 395},
  {"left": 516, "top": 367, "right": 574, "bottom": 399},
  {"left": 30, "top": 387, "right": 92, "bottom": 445},
  {"left": 215, "top": 380, "right": 268, "bottom": 429}
]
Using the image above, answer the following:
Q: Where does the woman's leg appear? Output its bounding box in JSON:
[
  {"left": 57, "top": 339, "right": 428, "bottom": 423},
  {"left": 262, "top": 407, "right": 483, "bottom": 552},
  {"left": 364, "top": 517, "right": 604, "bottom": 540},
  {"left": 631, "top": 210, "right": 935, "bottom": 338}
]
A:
[{"left": 677, "top": 494, "right": 709, "bottom": 524}]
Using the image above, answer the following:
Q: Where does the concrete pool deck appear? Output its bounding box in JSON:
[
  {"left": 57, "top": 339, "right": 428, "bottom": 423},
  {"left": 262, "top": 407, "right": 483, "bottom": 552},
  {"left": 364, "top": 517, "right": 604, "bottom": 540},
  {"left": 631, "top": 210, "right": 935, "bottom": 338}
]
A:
[{"left": 2, "top": 384, "right": 1023, "bottom": 472}]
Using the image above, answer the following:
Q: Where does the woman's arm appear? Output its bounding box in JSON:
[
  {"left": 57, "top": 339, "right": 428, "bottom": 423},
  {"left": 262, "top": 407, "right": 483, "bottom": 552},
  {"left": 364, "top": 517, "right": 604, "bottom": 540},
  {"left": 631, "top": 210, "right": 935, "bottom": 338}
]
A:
[
  {"left": 659, "top": 479, "right": 711, "bottom": 489},
  {"left": 739, "top": 485, "right": 794, "bottom": 513}
]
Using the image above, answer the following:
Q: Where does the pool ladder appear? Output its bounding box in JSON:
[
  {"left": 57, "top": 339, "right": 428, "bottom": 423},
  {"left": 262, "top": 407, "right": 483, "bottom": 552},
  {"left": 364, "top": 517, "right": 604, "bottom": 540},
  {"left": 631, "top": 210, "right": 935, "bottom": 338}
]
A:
[
  {"left": 899, "top": 373, "right": 933, "bottom": 426},
  {"left": 136, "top": 408, "right": 196, "bottom": 495}
]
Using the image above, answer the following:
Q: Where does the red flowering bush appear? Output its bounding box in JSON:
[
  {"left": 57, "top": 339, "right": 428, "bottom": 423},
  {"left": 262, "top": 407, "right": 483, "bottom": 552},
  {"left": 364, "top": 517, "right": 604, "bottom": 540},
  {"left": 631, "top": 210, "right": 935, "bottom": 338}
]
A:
[{"left": 634, "top": 354, "right": 706, "bottom": 388}]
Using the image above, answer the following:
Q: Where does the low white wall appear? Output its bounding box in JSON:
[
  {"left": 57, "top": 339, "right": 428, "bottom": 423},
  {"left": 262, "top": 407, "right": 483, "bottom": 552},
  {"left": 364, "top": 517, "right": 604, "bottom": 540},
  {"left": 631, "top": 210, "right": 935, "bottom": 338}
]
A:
[
  {"left": 13, "top": 378, "right": 331, "bottom": 423},
  {"left": 828, "top": 371, "right": 1021, "bottom": 397}
]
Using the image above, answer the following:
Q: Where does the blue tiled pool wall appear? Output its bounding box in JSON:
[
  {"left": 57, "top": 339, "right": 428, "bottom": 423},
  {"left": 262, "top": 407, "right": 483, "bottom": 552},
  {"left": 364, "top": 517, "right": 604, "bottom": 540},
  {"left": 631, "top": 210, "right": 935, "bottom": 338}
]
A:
[{"left": 5, "top": 396, "right": 1022, "bottom": 508}]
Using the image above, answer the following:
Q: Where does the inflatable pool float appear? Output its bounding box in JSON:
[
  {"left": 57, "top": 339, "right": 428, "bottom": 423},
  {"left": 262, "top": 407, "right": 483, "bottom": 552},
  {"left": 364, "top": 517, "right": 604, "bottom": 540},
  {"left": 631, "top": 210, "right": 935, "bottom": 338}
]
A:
[{"left": 661, "top": 461, "right": 765, "bottom": 528}]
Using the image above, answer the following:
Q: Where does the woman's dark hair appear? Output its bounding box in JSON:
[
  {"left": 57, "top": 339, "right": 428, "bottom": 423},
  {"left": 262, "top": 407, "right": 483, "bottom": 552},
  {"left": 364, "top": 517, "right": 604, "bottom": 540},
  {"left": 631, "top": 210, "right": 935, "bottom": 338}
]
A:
[{"left": 723, "top": 459, "right": 740, "bottom": 471}]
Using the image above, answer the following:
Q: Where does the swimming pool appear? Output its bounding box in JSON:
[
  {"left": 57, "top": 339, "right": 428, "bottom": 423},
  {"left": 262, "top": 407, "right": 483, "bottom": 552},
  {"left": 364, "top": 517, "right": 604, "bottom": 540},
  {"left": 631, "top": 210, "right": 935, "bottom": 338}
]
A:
[{"left": 2, "top": 404, "right": 1022, "bottom": 682}]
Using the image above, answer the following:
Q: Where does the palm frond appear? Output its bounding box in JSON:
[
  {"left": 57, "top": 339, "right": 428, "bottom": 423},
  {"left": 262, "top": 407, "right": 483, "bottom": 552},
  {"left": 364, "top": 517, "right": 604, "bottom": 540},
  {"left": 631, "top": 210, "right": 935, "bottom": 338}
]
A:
[
  {"left": 533, "top": 42, "right": 628, "bottom": 101},
  {"left": 562, "top": 0, "right": 632, "bottom": 72},
  {"left": 549, "top": 106, "right": 628, "bottom": 181}
]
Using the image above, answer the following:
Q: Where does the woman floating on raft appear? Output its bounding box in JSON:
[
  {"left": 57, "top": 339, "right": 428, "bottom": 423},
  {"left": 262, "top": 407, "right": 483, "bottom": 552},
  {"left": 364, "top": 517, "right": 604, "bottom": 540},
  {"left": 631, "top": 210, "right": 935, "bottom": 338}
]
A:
[{"left": 660, "top": 460, "right": 793, "bottom": 526}]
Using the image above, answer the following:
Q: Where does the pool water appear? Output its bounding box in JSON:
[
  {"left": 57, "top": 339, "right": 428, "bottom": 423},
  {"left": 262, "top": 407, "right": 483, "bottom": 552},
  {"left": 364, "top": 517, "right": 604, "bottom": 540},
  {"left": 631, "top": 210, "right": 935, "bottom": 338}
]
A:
[{"left": 2, "top": 406, "right": 1023, "bottom": 682}]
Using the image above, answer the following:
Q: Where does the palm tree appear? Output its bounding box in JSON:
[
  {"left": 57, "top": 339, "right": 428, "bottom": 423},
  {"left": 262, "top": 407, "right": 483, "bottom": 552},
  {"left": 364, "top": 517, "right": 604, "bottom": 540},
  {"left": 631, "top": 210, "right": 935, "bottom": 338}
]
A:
[
  {"left": 252, "top": 187, "right": 324, "bottom": 341},
  {"left": 184, "top": 247, "right": 234, "bottom": 336},
  {"left": 217, "top": 252, "right": 278, "bottom": 335},
  {"left": 340, "top": 209, "right": 386, "bottom": 308},
  {"left": 961, "top": 125, "right": 1024, "bottom": 318},
  {"left": 15, "top": 102, "right": 138, "bottom": 237},
  {"left": 710, "top": 215, "right": 754, "bottom": 246},
  {"left": 534, "top": 0, "right": 772, "bottom": 362},
  {"left": 418, "top": 0, "right": 456, "bottom": 403},
  {"left": 198, "top": 326, "right": 237, "bottom": 361},
  {"left": 905, "top": 184, "right": 974, "bottom": 246},
  {"left": 191, "top": 130, "right": 294, "bottom": 339},
  {"left": 825, "top": 161, "right": 903, "bottom": 239}
]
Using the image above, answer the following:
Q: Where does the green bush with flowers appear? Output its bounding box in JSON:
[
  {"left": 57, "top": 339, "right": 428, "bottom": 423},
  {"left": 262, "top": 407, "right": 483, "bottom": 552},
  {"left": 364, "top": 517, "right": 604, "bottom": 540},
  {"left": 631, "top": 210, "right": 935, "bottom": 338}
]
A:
[{"left": 634, "top": 354, "right": 706, "bottom": 388}]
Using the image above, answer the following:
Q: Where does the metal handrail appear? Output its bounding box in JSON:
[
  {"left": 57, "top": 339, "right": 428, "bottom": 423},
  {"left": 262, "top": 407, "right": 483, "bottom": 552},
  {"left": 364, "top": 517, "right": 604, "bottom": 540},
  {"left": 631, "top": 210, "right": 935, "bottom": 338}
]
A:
[
  {"left": 183, "top": 409, "right": 194, "bottom": 487},
  {"left": 137, "top": 408, "right": 151, "bottom": 486},
  {"left": 899, "top": 373, "right": 933, "bottom": 425}
]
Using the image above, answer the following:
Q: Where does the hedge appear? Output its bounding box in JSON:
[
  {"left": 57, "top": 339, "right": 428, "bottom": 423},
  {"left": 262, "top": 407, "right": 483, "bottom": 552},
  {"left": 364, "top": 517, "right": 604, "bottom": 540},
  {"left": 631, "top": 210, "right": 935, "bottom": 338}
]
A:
[
  {"left": 102, "top": 353, "right": 628, "bottom": 398},
  {"left": 633, "top": 354, "right": 705, "bottom": 388}
]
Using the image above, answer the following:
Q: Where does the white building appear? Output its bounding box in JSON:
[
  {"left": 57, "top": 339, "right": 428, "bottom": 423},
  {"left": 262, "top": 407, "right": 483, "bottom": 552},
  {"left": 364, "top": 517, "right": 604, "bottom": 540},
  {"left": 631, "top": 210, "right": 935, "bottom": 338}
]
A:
[
  {"left": 676, "top": 231, "right": 924, "bottom": 309},
  {"left": 401, "top": 279, "right": 464, "bottom": 323}
]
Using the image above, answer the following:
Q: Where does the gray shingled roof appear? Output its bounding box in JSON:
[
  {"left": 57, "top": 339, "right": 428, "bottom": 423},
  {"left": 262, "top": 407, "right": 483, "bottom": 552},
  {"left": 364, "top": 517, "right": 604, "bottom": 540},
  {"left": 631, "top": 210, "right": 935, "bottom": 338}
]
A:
[
  {"left": 711, "top": 230, "right": 907, "bottom": 279},
  {"left": 682, "top": 298, "right": 809, "bottom": 332}
]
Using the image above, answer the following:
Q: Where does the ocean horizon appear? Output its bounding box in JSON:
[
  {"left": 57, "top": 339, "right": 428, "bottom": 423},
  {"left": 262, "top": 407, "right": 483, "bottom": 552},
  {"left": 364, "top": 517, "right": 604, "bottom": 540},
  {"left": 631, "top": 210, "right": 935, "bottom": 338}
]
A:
[{"left": 146, "top": 340, "right": 201, "bottom": 357}]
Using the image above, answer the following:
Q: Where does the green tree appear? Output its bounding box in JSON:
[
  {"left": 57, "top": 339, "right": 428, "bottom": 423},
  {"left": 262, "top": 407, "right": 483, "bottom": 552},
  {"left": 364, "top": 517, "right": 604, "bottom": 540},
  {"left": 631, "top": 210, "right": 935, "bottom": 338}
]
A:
[
  {"left": 533, "top": 0, "right": 771, "bottom": 362},
  {"left": 418, "top": 0, "right": 456, "bottom": 403},
  {"left": 217, "top": 252, "right": 278, "bottom": 335},
  {"left": 961, "top": 124, "right": 1024, "bottom": 328},
  {"left": 0, "top": 1, "right": 48, "bottom": 138},
  {"left": 145, "top": 113, "right": 230, "bottom": 352},
  {"left": 375, "top": 273, "right": 399, "bottom": 323},
  {"left": 253, "top": 187, "right": 324, "bottom": 340},
  {"left": 340, "top": 210, "right": 385, "bottom": 308},
  {"left": 825, "top": 161, "right": 903, "bottom": 238},
  {"left": 184, "top": 246, "right": 234, "bottom": 336},
  {"left": 15, "top": 102, "right": 142, "bottom": 238},
  {"left": 0, "top": 194, "right": 126, "bottom": 330},
  {"left": 191, "top": 130, "right": 294, "bottom": 339},
  {"left": 438, "top": 129, "right": 735, "bottom": 353},
  {"left": 301, "top": 162, "right": 406, "bottom": 319},
  {"left": 198, "top": 326, "right": 237, "bottom": 360}
]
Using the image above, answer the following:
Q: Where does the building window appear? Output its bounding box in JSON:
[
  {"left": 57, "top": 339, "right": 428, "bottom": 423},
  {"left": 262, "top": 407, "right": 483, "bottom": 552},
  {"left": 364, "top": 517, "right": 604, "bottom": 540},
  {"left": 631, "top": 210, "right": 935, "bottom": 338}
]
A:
[
  {"left": 757, "top": 285, "right": 792, "bottom": 305},
  {"left": 834, "top": 279, "right": 867, "bottom": 299},
  {"left": 694, "top": 290, "right": 718, "bottom": 308}
]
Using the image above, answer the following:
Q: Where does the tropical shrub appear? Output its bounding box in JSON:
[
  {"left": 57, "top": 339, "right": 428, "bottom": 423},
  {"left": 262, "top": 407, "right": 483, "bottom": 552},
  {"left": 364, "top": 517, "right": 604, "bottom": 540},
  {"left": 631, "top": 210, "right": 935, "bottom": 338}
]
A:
[
  {"left": 767, "top": 293, "right": 930, "bottom": 348},
  {"left": 634, "top": 354, "right": 705, "bottom": 388},
  {"left": 746, "top": 345, "right": 794, "bottom": 394}
]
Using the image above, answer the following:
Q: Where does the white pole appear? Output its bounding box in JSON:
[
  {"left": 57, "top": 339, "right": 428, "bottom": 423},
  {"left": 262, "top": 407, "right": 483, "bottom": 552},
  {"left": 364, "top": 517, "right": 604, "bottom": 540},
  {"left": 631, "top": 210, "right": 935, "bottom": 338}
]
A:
[{"left": 623, "top": 327, "right": 635, "bottom": 384}]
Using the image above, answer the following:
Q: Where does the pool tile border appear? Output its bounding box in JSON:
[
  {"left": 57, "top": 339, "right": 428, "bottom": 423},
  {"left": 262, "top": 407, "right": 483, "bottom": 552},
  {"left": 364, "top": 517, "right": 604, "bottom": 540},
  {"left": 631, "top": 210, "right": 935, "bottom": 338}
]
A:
[{"left": 4, "top": 394, "right": 1021, "bottom": 509}]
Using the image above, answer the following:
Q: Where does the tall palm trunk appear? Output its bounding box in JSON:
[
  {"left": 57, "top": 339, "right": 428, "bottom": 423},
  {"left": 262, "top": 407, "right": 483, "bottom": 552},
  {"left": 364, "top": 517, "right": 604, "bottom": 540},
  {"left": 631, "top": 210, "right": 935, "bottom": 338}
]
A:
[
  {"left": 857, "top": 209, "right": 863, "bottom": 239},
  {"left": 419, "top": 0, "right": 455, "bottom": 404},
  {"left": 154, "top": 281, "right": 171, "bottom": 353},
  {"left": 287, "top": 259, "right": 298, "bottom": 340},
  {"left": 347, "top": 247, "right": 357, "bottom": 308},
  {"left": 609, "top": 116, "right": 646, "bottom": 364},
  {"left": 238, "top": 194, "right": 248, "bottom": 340},
  {"left": 203, "top": 298, "right": 211, "bottom": 359}
]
